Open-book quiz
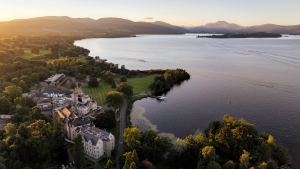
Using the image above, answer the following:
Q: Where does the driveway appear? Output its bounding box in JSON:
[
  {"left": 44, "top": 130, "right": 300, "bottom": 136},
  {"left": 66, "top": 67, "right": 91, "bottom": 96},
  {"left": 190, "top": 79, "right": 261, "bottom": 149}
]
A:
[{"left": 115, "top": 99, "right": 127, "bottom": 169}]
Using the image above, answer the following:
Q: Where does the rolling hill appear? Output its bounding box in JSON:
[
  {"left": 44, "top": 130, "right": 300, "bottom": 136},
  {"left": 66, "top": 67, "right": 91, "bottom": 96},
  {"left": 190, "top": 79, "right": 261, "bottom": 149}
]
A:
[
  {"left": 0, "top": 16, "right": 190, "bottom": 35},
  {"left": 1, "top": 16, "right": 299, "bottom": 35}
]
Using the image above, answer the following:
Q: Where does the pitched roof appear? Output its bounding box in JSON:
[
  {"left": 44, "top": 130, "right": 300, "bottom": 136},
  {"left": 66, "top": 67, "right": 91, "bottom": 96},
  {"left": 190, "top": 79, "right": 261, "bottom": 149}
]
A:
[
  {"left": 81, "top": 132, "right": 99, "bottom": 145},
  {"left": 69, "top": 117, "right": 90, "bottom": 127},
  {"left": 80, "top": 126, "right": 112, "bottom": 145},
  {"left": 56, "top": 110, "right": 64, "bottom": 119}
]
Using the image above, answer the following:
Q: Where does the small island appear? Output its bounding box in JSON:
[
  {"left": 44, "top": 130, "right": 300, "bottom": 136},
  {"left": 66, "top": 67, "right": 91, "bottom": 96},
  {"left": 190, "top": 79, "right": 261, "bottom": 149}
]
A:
[{"left": 198, "top": 32, "right": 282, "bottom": 38}]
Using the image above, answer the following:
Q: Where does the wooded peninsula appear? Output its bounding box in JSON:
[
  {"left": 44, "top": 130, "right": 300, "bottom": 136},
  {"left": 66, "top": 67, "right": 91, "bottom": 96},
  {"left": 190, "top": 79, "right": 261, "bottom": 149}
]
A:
[{"left": 198, "top": 32, "right": 282, "bottom": 38}]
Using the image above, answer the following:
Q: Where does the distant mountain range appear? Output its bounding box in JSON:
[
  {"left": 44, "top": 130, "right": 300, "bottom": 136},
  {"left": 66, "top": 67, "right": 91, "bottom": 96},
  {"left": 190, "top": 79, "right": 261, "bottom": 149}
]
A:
[
  {"left": 190, "top": 21, "right": 300, "bottom": 34},
  {"left": 0, "top": 16, "right": 299, "bottom": 35}
]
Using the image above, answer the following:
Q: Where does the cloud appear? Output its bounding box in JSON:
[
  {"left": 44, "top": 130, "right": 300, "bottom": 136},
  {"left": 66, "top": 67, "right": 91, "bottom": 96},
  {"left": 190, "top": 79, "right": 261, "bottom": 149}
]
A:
[{"left": 145, "top": 17, "right": 154, "bottom": 20}]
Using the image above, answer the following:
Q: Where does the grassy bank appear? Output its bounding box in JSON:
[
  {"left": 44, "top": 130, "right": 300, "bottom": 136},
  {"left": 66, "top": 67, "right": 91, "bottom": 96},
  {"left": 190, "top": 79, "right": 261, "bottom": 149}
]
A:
[
  {"left": 121, "top": 74, "right": 158, "bottom": 95},
  {"left": 83, "top": 82, "right": 115, "bottom": 106}
]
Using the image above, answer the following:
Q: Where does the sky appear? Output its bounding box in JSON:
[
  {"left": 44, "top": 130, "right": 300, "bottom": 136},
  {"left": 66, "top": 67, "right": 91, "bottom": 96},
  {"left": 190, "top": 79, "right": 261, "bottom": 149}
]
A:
[{"left": 1, "top": 0, "right": 300, "bottom": 27}]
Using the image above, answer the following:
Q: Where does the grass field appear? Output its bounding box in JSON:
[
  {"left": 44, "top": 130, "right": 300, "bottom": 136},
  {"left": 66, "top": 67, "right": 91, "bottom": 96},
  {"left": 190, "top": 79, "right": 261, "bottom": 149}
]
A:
[
  {"left": 21, "top": 48, "right": 49, "bottom": 59},
  {"left": 47, "top": 56, "right": 87, "bottom": 63},
  {"left": 83, "top": 82, "right": 115, "bottom": 106},
  {"left": 125, "top": 74, "right": 158, "bottom": 95}
]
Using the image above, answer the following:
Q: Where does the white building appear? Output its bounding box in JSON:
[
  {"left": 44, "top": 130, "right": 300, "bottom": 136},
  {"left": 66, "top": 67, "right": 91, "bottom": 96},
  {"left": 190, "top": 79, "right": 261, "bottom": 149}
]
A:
[
  {"left": 76, "top": 100, "right": 97, "bottom": 116},
  {"left": 80, "top": 126, "right": 115, "bottom": 159}
]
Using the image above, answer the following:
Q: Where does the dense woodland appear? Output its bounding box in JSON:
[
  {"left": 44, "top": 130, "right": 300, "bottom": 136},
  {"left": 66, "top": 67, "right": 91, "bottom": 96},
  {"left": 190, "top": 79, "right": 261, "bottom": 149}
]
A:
[
  {"left": 0, "top": 34, "right": 292, "bottom": 169},
  {"left": 149, "top": 69, "right": 190, "bottom": 94},
  {"left": 122, "top": 115, "right": 291, "bottom": 169}
]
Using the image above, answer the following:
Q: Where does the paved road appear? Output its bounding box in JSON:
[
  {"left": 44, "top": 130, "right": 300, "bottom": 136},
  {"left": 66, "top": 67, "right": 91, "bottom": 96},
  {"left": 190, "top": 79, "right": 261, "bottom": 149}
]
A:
[{"left": 115, "top": 99, "right": 127, "bottom": 169}]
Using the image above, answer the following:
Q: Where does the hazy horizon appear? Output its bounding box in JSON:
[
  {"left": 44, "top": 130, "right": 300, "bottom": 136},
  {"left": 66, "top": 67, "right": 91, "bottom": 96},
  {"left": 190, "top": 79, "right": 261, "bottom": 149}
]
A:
[{"left": 1, "top": 0, "right": 300, "bottom": 27}]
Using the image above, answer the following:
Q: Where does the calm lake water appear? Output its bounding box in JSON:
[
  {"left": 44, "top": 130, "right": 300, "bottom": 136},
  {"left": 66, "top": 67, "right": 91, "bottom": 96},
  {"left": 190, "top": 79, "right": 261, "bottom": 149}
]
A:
[{"left": 75, "top": 34, "right": 300, "bottom": 166}]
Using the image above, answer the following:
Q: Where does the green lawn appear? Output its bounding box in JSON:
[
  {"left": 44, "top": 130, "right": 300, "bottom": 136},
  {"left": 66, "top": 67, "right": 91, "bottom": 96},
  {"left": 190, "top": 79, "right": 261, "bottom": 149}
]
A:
[
  {"left": 21, "top": 48, "right": 49, "bottom": 59},
  {"left": 47, "top": 56, "right": 87, "bottom": 63},
  {"left": 125, "top": 74, "right": 158, "bottom": 95},
  {"left": 83, "top": 82, "right": 115, "bottom": 106}
]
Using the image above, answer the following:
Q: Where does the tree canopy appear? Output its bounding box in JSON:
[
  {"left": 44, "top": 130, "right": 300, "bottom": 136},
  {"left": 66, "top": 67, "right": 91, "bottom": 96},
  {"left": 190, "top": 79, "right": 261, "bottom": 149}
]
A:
[
  {"left": 88, "top": 77, "right": 99, "bottom": 88},
  {"left": 117, "top": 82, "right": 133, "bottom": 97},
  {"left": 74, "top": 134, "right": 85, "bottom": 169},
  {"left": 94, "top": 109, "right": 116, "bottom": 130},
  {"left": 166, "top": 114, "right": 292, "bottom": 169},
  {"left": 106, "top": 91, "right": 123, "bottom": 107}
]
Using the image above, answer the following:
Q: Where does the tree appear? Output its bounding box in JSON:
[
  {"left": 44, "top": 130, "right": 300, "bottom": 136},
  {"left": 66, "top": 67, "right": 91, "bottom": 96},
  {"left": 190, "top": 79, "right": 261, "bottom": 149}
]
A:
[
  {"left": 18, "top": 80, "right": 29, "bottom": 93},
  {"left": 3, "top": 85, "right": 22, "bottom": 102},
  {"left": 206, "top": 161, "right": 221, "bottom": 169},
  {"left": 202, "top": 146, "right": 216, "bottom": 163},
  {"left": 139, "top": 130, "right": 172, "bottom": 162},
  {"left": 88, "top": 77, "right": 99, "bottom": 88},
  {"left": 124, "top": 127, "right": 142, "bottom": 150},
  {"left": 106, "top": 159, "right": 113, "bottom": 169},
  {"left": 0, "top": 97, "right": 13, "bottom": 114},
  {"left": 75, "top": 73, "right": 85, "bottom": 80},
  {"left": 39, "top": 72, "right": 48, "bottom": 81},
  {"left": 117, "top": 82, "right": 133, "bottom": 97},
  {"left": 17, "top": 48, "right": 24, "bottom": 55},
  {"left": 52, "top": 115, "right": 68, "bottom": 163},
  {"left": 271, "top": 144, "right": 291, "bottom": 166},
  {"left": 25, "top": 120, "right": 52, "bottom": 162},
  {"left": 105, "top": 76, "right": 114, "bottom": 84},
  {"left": 30, "top": 47, "right": 39, "bottom": 54},
  {"left": 111, "top": 80, "right": 117, "bottom": 88},
  {"left": 11, "top": 78, "right": 19, "bottom": 85},
  {"left": 222, "top": 160, "right": 236, "bottom": 169},
  {"left": 74, "top": 134, "right": 85, "bottom": 169},
  {"left": 120, "top": 76, "right": 127, "bottom": 82},
  {"left": 93, "top": 162, "right": 101, "bottom": 169},
  {"left": 106, "top": 91, "right": 123, "bottom": 107},
  {"left": 266, "top": 162, "right": 278, "bottom": 169},
  {"left": 129, "top": 162, "right": 137, "bottom": 169},
  {"left": 257, "top": 162, "right": 267, "bottom": 169},
  {"left": 239, "top": 150, "right": 251, "bottom": 169},
  {"left": 30, "top": 73, "right": 40, "bottom": 84},
  {"left": 94, "top": 110, "right": 116, "bottom": 129},
  {"left": 120, "top": 65, "right": 127, "bottom": 75},
  {"left": 70, "top": 82, "right": 77, "bottom": 89},
  {"left": 20, "top": 75, "right": 31, "bottom": 87},
  {"left": 0, "top": 156, "right": 6, "bottom": 169},
  {"left": 123, "top": 150, "right": 139, "bottom": 169}
]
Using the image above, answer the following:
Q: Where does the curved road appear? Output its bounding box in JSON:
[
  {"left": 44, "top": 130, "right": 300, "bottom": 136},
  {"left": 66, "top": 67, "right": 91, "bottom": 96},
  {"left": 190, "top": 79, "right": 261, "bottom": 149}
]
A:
[{"left": 115, "top": 99, "right": 127, "bottom": 169}]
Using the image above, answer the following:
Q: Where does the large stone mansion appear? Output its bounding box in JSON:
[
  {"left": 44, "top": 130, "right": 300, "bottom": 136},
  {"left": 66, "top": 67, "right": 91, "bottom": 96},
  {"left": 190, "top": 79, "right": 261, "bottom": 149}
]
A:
[{"left": 36, "top": 74, "right": 115, "bottom": 161}]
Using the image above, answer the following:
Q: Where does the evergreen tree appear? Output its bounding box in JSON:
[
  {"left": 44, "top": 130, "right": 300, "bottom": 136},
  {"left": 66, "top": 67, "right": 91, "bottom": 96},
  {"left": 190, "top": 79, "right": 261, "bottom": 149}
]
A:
[
  {"left": 106, "top": 159, "right": 113, "bottom": 169},
  {"left": 74, "top": 135, "right": 85, "bottom": 169},
  {"left": 88, "top": 77, "right": 99, "bottom": 88},
  {"left": 129, "top": 162, "right": 137, "bottom": 169},
  {"left": 122, "top": 150, "right": 139, "bottom": 169},
  {"left": 52, "top": 115, "right": 68, "bottom": 163}
]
